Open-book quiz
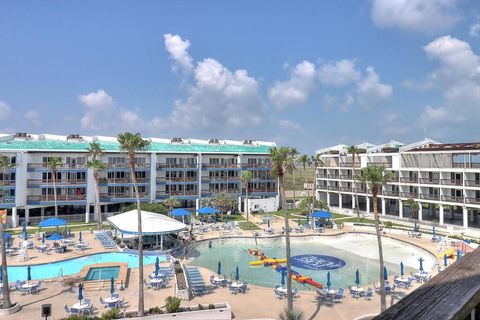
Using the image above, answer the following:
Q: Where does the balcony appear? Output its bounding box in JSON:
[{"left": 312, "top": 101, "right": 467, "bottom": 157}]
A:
[
  {"left": 157, "top": 177, "right": 198, "bottom": 184},
  {"left": 100, "top": 192, "right": 150, "bottom": 200},
  {"left": 245, "top": 188, "right": 277, "bottom": 194},
  {"left": 27, "top": 194, "right": 86, "bottom": 203},
  {"left": 327, "top": 186, "right": 339, "bottom": 191},
  {"left": 420, "top": 193, "right": 440, "bottom": 201},
  {"left": 400, "top": 177, "right": 418, "bottom": 183},
  {"left": 419, "top": 178, "right": 440, "bottom": 184},
  {"left": 27, "top": 179, "right": 87, "bottom": 187},
  {"left": 465, "top": 197, "right": 480, "bottom": 205},
  {"left": 202, "top": 176, "right": 240, "bottom": 182},
  {"left": 441, "top": 179, "right": 463, "bottom": 186},
  {"left": 108, "top": 163, "right": 150, "bottom": 169},
  {"left": 0, "top": 197, "right": 14, "bottom": 204},
  {"left": 317, "top": 174, "right": 328, "bottom": 178},
  {"left": 383, "top": 190, "right": 399, "bottom": 197},
  {"left": 317, "top": 185, "right": 328, "bottom": 190},
  {"left": 400, "top": 192, "right": 419, "bottom": 198},
  {"left": 0, "top": 180, "right": 15, "bottom": 186},
  {"left": 367, "top": 189, "right": 382, "bottom": 195},
  {"left": 339, "top": 175, "right": 353, "bottom": 180},
  {"left": 241, "top": 163, "right": 272, "bottom": 169},
  {"left": 327, "top": 174, "right": 339, "bottom": 179},
  {"left": 99, "top": 178, "right": 150, "bottom": 185},
  {"left": 339, "top": 162, "right": 360, "bottom": 168},
  {"left": 202, "top": 164, "right": 241, "bottom": 170},
  {"left": 339, "top": 186, "right": 352, "bottom": 192},
  {"left": 27, "top": 163, "right": 86, "bottom": 170},
  {"left": 156, "top": 190, "right": 198, "bottom": 198},
  {"left": 367, "top": 162, "right": 392, "bottom": 168},
  {"left": 156, "top": 163, "right": 198, "bottom": 170},
  {"left": 465, "top": 180, "right": 480, "bottom": 187},
  {"left": 441, "top": 195, "right": 464, "bottom": 203},
  {"left": 388, "top": 175, "right": 399, "bottom": 182},
  {"left": 202, "top": 189, "right": 241, "bottom": 196}
]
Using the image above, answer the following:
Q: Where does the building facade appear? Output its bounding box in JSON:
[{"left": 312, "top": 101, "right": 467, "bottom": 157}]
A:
[
  {"left": 316, "top": 139, "right": 480, "bottom": 230},
  {"left": 0, "top": 133, "right": 277, "bottom": 226}
]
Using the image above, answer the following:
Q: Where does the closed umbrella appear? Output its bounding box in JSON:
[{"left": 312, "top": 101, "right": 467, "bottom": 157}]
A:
[
  {"left": 419, "top": 257, "right": 424, "bottom": 272},
  {"left": 110, "top": 277, "right": 115, "bottom": 296},
  {"left": 79, "top": 231, "right": 83, "bottom": 242},
  {"left": 384, "top": 266, "right": 388, "bottom": 281},
  {"left": 326, "top": 272, "right": 331, "bottom": 290},
  {"left": 267, "top": 219, "right": 270, "bottom": 229},
  {"left": 155, "top": 257, "right": 160, "bottom": 278},
  {"left": 414, "top": 223, "right": 417, "bottom": 232},
  {"left": 235, "top": 266, "right": 239, "bottom": 282},
  {"left": 217, "top": 261, "right": 221, "bottom": 276},
  {"left": 444, "top": 254, "right": 448, "bottom": 267},
  {"left": 42, "top": 233, "right": 45, "bottom": 245},
  {"left": 400, "top": 262, "right": 404, "bottom": 276},
  {"left": 281, "top": 270, "right": 286, "bottom": 287},
  {"left": 432, "top": 226, "right": 435, "bottom": 236},
  {"left": 68, "top": 228, "right": 71, "bottom": 238},
  {"left": 119, "top": 280, "right": 125, "bottom": 291},
  {"left": 0, "top": 266, "right": 2, "bottom": 282},
  {"left": 297, "top": 218, "right": 300, "bottom": 226},
  {"left": 6, "top": 238, "right": 10, "bottom": 249},
  {"left": 306, "top": 214, "right": 309, "bottom": 227},
  {"left": 355, "top": 269, "right": 360, "bottom": 286},
  {"left": 456, "top": 250, "right": 462, "bottom": 260},
  {"left": 78, "top": 283, "right": 84, "bottom": 303},
  {"left": 22, "top": 223, "right": 27, "bottom": 239},
  {"left": 27, "top": 266, "right": 31, "bottom": 282}
]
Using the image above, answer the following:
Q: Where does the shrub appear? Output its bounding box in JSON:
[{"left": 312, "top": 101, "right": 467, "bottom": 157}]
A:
[
  {"left": 100, "top": 308, "right": 121, "bottom": 320},
  {"left": 198, "top": 304, "right": 204, "bottom": 310},
  {"left": 165, "top": 296, "right": 182, "bottom": 313},
  {"left": 149, "top": 306, "right": 162, "bottom": 315},
  {"left": 208, "top": 304, "right": 215, "bottom": 309},
  {"left": 385, "top": 221, "right": 393, "bottom": 228},
  {"left": 278, "top": 308, "right": 304, "bottom": 320}
]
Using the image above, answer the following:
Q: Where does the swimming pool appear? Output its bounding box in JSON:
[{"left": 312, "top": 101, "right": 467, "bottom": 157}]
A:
[
  {"left": 85, "top": 266, "right": 120, "bottom": 281},
  {"left": 6, "top": 252, "right": 163, "bottom": 282},
  {"left": 189, "top": 233, "right": 436, "bottom": 290}
]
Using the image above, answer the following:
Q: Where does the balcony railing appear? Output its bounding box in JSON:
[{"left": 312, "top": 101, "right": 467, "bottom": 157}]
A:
[
  {"left": 156, "top": 163, "right": 198, "bottom": 169},
  {"left": 441, "top": 195, "right": 464, "bottom": 203},
  {"left": 241, "top": 163, "right": 272, "bottom": 169},
  {"left": 327, "top": 174, "right": 339, "bottom": 179},
  {"left": 367, "top": 189, "right": 382, "bottom": 195},
  {"left": 202, "top": 164, "right": 241, "bottom": 169},
  {"left": 452, "top": 163, "right": 480, "bottom": 168},
  {"left": 100, "top": 192, "right": 150, "bottom": 199},
  {"left": 202, "top": 189, "right": 241, "bottom": 195},
  {"left": 465, "top": 180, "right": 480, "bottom": 187},
  {"left": 0, "top": 197, "right": 14, "bottom": 203},
  {"left": 388, "top": 176, "right": 399, "bottom": 182},
  {"left": 367, "top": 162, "right": 392, "bottom": 167},
  {"left": 99, "top": 178, "right": 150, "bottom": 184},
  {"left": 317, "top": 174, "right": 328, "bottom": 178},
  {"left": 27, "top": 194, "right": 86, "bottom": 202},
  {"left": 400, "top": 177, "right": 418, "bottom": 183},
  {"left": 157, "top": 177, "right": 198, "bottom": 183},
  {"left": 383, "top": 190, "right": 399, "bottom": 197},
  {"left": 108, "top": 163, "right": 150, "bottom": 169},
  {"left": 317, "top": 185, "right": 328, "bottom": 190},
  {"left": 156, "top": 190, "right": 198, "bottom": 197},
  {"left": 202, "top": 177, "right": 240, "bottom": 182},
  {"left": 420, "top": 193, "right": 440, "bottom": 201},
  {"left": 0, "top": 180, "right": 15, "bottom": 186},
  {"left": 419, "top": 178, "right": 439, "bottom": 184},
  {"left": 465, "top": 197, "right": 480, "bottom": 205},
  {"left": 440, "top": 179, "right": 463, "bottom": 186},
  {"left": 339, "top": 175, "right": 353, "bottom": 180},
  {"left": 400, "top": 192, "right": 419, "bottom": 198},
  {"left": 27, "top": 163, "right": 86, "bottom": 170},
  {"left": 339, "top": 162, "right": 360, "bottom": 168},
  {"left": 339, "top": 186, "right": 352, "bottom": 192},
  {"left": 245, "top": 188, "right": 277, "bottom": 193},
  {"left": 327, "top": 186, "right": 339, "bottom": 191},
  {"left": 27, "top": 179, "right": 86, "bottom": 186}
]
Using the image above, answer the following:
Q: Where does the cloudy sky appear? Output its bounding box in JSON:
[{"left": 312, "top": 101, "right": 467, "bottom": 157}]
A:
[{"left": 1, "top": 0, "right": 480, "bottom": 153}]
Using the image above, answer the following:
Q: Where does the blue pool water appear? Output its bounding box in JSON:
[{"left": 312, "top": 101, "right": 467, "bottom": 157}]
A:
[
  {"left": 85, "top": 267, "right": 120, "bottom": 281},
  {"left": 6, "top": 252, "right": 163, "bottom": 282}
]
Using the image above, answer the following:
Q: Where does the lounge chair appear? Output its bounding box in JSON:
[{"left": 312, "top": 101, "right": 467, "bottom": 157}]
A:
[
  {"left": 240, "top": 281, "right": 248, "bottom": 293},
  {"left": 334, "top": 288, "right": 344, "bottom": 303},
  {"left": 292, "top": 287, "right": 299, "bottom": 298},
  {"left": 64, "top": 305, "right": 71, "bottom": 317},
  {"left": 316, "top": 289, "right": 326, "bottom": 300},
  {"left": 365, "top": 287, "right": 373, "bottom": 300}
]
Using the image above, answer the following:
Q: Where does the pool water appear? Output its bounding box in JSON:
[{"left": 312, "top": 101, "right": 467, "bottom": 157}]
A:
[
  {"left": 6, "top": 252, "right": 163, "bottom": 282},
  {"left": 189, "top": 233, "right": 436, "bottom": 290},
  {"left": 85, "top": 267, "right": 120, "bottom": 281}
]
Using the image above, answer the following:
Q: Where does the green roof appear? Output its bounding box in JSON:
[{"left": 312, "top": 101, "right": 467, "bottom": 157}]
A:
[{"left": 0, "top": 138, "right": 272, "bottom": 154}]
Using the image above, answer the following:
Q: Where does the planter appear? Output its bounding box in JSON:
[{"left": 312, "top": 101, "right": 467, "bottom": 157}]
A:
[
  {"left": 0, "top": 303, "right": 20, "bottom": 316},
  {"left": 125, "top": 303, "right": 232, "bottom": 320},
  {"left": 174, "top": 260, "right": 190, "bottom": 301}
]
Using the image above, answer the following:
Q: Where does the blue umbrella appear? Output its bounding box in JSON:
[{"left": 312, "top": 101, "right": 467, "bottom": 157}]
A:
[
  {"left": 384, "top": 266, "right": 388, "bottom": 281},
  {"left": 6, "top": 238, "right": 10, "bottom": 249},
  {"left": 22, "top": 223, "right": 27, "bottom": 239},
  {"left": 267, "top": 219, "right": 270, "bottom": 228},
  {"left": 79, "top": 231, "right": 83, "bottom": 242},
  {"left": 27, "top": 266, "right": 31, "bottom": 282},
  {"left": 281, "top": 270, "right": 286, "bottom": 287},
  {"left": 155, "top": 257, "right": 160, "bottom": 277},
  {"left": 217, "top": 261, "right": 221, "bottom": 276},
  {"left": 68, "top": 228, "right": 71, "bottom": 238},
  {"left": 78, "top": 283, "right": 84, "bottom": 303},
  {"left": 235, "top": 266, "right": 239, "bottom": 281},
  {"left": 355, "top": 269, "right": 360, "bottom": 286},
  {"left": 456, "top": 250, "right": 462, "bottom": 260},
  {"left": 47, "top": 233, "right": 63, "bottom": 241},
  {"left": 326, "top": 272, "right": 331, "bottom": 290},
  {"left": 444, "top": 254, "right": 448, "bottom": 267},
  {"left": 419, "top": 257, "right": 424, "bottom": 272},
  {"left": 400, "top": 262, "right": 404, "bottom": 276},
  {"left": 110, "top": 277, "right": 115, "bottom": 296},
  {"left": 42, "top": 233, "right": 45, "bottom": 244},
  {"left": 432, "top": 226, "right": 436, "bottom": 236}
]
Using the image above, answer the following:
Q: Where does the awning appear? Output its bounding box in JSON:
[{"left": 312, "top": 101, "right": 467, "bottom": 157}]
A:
[
  {"left": 312, "top": 210, "right": 332, "bottom": 219},
  {"left": 171, "top": 209, "right": 192, "bottom": 217},
  {"left": 39, "top": 217, "right": 67, "bottom": 228},
  {"left": 107, "top": 210, "right": 187, "bottom": 235},
  {"left": 197, "top": 207, "right": 219, "bottom": 215}
]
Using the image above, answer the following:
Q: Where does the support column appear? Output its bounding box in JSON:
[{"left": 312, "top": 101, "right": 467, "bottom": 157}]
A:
[
  {"left": 439, "top": 204, "right": 444, "bottom": 225},
  {"left": 160, "top": 234, "right": 164, "bottom": 251},
  {"left": 85, "top": 205, "right": 90, "bottom": 223},
  {"left": 41, "top": 207, "right": 45, "bottom": 219},
  {"left": 25, "top": 207, "right": 30, "bottom": 224},
  {"left": 238, "top": 196, "right": 242, "bottom": 213},
  {"left": 195, "top": 199, "right": 200, "bottom": 214},
  {"left": 381, "top": 198, "right": 386, "bottom": 216},
  {"left": 399, "top": 200, "right": 403, "bottom": 219},
  {"left": 366, "top": 197, "right": 371, "bottom": 214},
  {"left": 339, "top": 194, "right": 343, "bottom": 209},
  {"left": 463, "top": 207, "right": 468, "bottom": 229},
  {"left": 352, "top": 194, "right": 356, "bottom": 209},
  {"left": 418, "top": 202, "right": 423, "bottom": 221},
  {"left": 326, "top": 193, "right": 331, "bottom": 206},
  {"left": 12, "top": 207, "right": 18, "bottom": 228}
]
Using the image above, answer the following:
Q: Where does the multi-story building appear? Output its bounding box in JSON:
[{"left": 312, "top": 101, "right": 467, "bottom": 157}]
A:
[
  {"left": 315, "top": 139, "right": 480, "bottom": 230},
  {"left": 0, "top": 133, "right": 277, "bottom": 227}
]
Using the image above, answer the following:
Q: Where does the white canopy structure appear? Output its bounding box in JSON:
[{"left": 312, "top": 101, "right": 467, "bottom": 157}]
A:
[{"left": 107, "top": 210, "right": 187, "bottom": 235}]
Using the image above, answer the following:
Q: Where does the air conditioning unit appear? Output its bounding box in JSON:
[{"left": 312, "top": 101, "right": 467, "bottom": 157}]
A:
[
  {"left": 67, "top": 134, "right": 82, "bottom": 140},
  {"left": 243, "top": 139, "right": 254, "bottom": 145},
  {"left": 15, "top": 132, "right": 28, "bottom": 138},
  {"left": 171, "top": 137, "right": 183, "bottom": 144},
  {"left": 209, "top": 138, "right": 220, "bottom": 144}
]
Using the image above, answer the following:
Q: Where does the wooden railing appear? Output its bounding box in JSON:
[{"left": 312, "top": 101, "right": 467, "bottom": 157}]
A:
[
  {"left": 27, "top": 179, "right": 86, "bottom": 186},
  {"left": 98, "top": 178, "right": 150, "bottom": 184},
  {"left": 440, "top": 179, "right": 463, "bottom": 186},
  {"left": 27, "top": 194, "right": 86, "bottom": 202},
  {"left": 419, "top": 178, "right": 440, "bottom": 184},
  {"left": 27, "top": 163, "right": 86, "bottom": 170},
  {"left": 441, "top": 195, "right": 464, "bottom": 203},
  {"left": 156, "top": 163, "right": 198, "bottom": 169},
  {"left": 100, "top": 192, "right": 150, "bottom": 199}
]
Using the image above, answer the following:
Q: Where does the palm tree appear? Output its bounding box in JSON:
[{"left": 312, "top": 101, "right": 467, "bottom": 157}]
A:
[
  {"left": 405, "top": 198, "right": 419, "bottom": 219},
  {"left": 163, "top": 197, "right": 179, "bottom": 212},
  {"left": 86, "top": 142, "right": 106, "bottom": 230},
  {"left": 290, "top": 148, "right": 298, "bottom": 208},
  {"left": 357, "top": 165, "right": 394, "bottom": 312},
  {"left": 347, "top": 146, "right": 360, "bottom": 218},
  {"left": 47, "top": 157, "right": 63, "bottom": 218},
  {"left": 298, "top": 154, "right": 310, "bottom": 211},
  {"left": 240, "top": 171, "right": 253, "bottom": 221},
  {"left": 310, "top": 154, "right": 323, "bottom": 216},
  {"left": 117, "top": 132, "right": 150, "bottom": 317},
  {"left": 278, "top": 307, "right": 304, "bottom": 320},
  {"left": 0, "top": 155, "right": 14, "bottom": 309},
  {"left": 270, "top": 146, "right": 297, "bottom": 311}
]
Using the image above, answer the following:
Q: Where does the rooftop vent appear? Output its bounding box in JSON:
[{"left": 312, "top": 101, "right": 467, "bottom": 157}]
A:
[
  {"left": 14, "top": 132, "right": 29, "bottom": 139},
  {"left": 243, "top": 139, "right": 254, "bottom": 145},
  {"left": 209, "top": 138, "right": 220, "bottom": 144},
  {"left": 171, "top": 137, "right": 183, "bottom": 144},
  {"left": 67, "top": 134, "right": 82, "bottom": 140}
]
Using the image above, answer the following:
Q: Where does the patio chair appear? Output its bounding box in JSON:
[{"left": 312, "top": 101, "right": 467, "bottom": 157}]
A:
[
  {"left": 228, "top": 284, "right": 238, "bottom": 294},
  {"left": 316, "top": 289, "right": 326, "bottom": 300},
  {"left": 210, "top": 275, "right": 217, "bottom": 286},
  {"left": 99, "top": 297, "right": 107, "bottom": 308},
  {"left": 292, "top": 287, "right": 299, "bottom": 298},
  {"left": 274, "top": 290, "right": 285, "bottom": 300},
  {"left": 84, "top": 298, "right": 91, "bottom": 306},
  {"left": 64, "top": 305, "right": 71, "bottom": 317},
  {"left": 365, "top": 288, "right": 373, "bottom": 300},
  {"left": 143, "top": 279, "right": 152, "bottom": 289},
  {"left": 240, "top": 281, "right": 248, "bottom": 293},
  {"left": 83, "top": 304, "right": 94, "bottom": 316},
  {"left": 334, "top": 288, "right": 344, "bottom": 303}
]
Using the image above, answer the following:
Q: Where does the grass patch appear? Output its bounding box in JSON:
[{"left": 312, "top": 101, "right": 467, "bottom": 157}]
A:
[{"left": 238, "top": 221, "right": 261, "bottom": 230}]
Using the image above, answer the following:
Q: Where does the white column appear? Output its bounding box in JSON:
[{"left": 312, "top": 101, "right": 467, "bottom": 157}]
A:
[
  {"left": 339, "top": 194, "right": 343, "bottom": 209},
  {"left": 418, "top": 202, "right": 423, "bottom": 221},
  {"left": 40, "top": 207, "right": 45, "bottom": 219},
  {"left": 11, "top": 207, "right": 18, "bottom": 228},
  {"left": 326, "top": 193, "right": 331, "bottom": 206},
  {"left": 463, "top": 207, "right": 468, "bottom": 229},
  {"left": 85, "top": 205, "right": 90, "bottom": 223},
  {"left": 195, "top": 198, "right": 200, "bottom": 214},
  {"left": 439, "top": 204, "right": 444, "bottom": 225},
  {"left": 25, "top": 207, "right": 30, "bottom": 224},
  {"left": 352, "top": 194, "right": 356, "bottom": 209},
  {"left": 160, "top": 234, "right": 164, "bottom": 251},
  {"left": 197, "top": 153, "right": 202, "bottom": 200},
  {"left": 381, "top": 198, "right": 386, "bottom": 216},
  {"left": 238, "top": 196, "right": 242, "bottom": 213},
  {"left": 399, "top": 200, "right": 403, "bottom": 219},
  {"left": 366, "top": 197, "right": 370, "bottom": 213}
]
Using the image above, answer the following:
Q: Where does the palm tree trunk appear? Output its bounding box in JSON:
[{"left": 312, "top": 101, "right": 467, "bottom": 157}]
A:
[
  {"left": 352, "top": 154, "right": 360, "bottom": 219},
  {"left": 312, "top": 163, "right": 317, "bottom": 220},
  {"left": 53, "top": 171, "right": 58, "bottom": 218},
  {"left": 130, "top": 158, "right": 144, "bottom": 317},
  {"left": 94, "top": 170, "right": 102, "bottom": 230},
  {"left": 245, "top": 184, "right": 249, "bottom": 222},
  {"left": 292, "top": 171, "right": 296, "bottom": 208},
  {"left": 372, "top": 190, "right": 386, "bottom": 311},
  {"left": 0, "top": 221, "right": 11, "bottom": 308},
  {"left": 280, "top": 174, "right": 293, "bottom": 311}
]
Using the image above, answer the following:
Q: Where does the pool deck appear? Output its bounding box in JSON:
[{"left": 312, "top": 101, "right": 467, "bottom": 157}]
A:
[{"left": 0, "top": 220, "right": 459, "bottom": 320}]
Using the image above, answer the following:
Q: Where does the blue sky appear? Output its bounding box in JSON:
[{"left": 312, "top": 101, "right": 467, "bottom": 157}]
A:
[{"left": 1, "top": 0, "right": 480, "bottom": 153}]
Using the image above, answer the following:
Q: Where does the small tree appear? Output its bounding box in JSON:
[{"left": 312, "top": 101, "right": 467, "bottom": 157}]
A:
[
  {"left": 240, "top": 171, "right": 253, "bottom": 221},
  {"left": 163, "top": 197, "right": 180, "bottom": 212},
  {"left": 47, "top": 157, "right": 63, "bottom": 218},
  {"left": 405, "top": 198, "right": 419, "bottom": 219}
]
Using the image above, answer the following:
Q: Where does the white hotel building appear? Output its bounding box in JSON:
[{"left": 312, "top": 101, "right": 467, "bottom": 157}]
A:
[
  {"left": 315, "top": 139, "right": 480, "bottom": 230},
  {"left": 0, "top": 133, "right": 277, "bottom": 227}
]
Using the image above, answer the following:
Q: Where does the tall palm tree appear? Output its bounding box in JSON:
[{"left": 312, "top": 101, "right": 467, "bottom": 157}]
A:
[
  {"left": 0, "top": 155, "right": 14, "bottom": 309},
  {"left": 310, "top": 154, "right": 323, "bottom": 216},
  {"left": 47, "top": 157, "right": 63, "bottom": 218},
  {"left": 163, "top": 197, "right": 179, "bottom": 212},
  {"left": 117, "top": 132, "right": 150, "bottom": 317},
  {"left": 347, "top": 146, "right": 360, "bottom": 218},
  {"left": 290, "top": 148, "right": 298, "bottom": 208},
  {"left": 405, "top": 198, "right": 419, "bottom": 219},
  {"left": 270, "top": 146, "right": 297, "bottom": 311},
  {"left": 298, "top": 154, "right": 309, "bottom": 212},
  {"left": 240, "top": 170, "right": 253, "bottom": 221},
  {"left": 86, "top": 142, "right": 107, "bottom": 230},
  {"left": 357, "top": 165, "right": 393, "bottom": 312}
]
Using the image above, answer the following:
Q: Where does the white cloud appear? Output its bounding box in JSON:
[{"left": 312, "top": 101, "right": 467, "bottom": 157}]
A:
[
  {"left": 79, "top": 89, "right": 143, "bottom": 131},
  {"left": 278, "top": 119, "right": 303, "bottom": 132},
  {"left": 355, "top": 66, "right": 393, "bottom": 109},
  {"left": 0, "top": 101, "right": 12, "bottom": 121},
  {"left": 470, "top": 23, "right": 480, "bottom": 37},
  {"left": 371, "top": 0, "right": 461, "bottom": 33},
  {"left": 164, "top": 33, "right": 194, "bottom": 74},
  {"left": 268, "top": 60, "right": 316, "bottom": 109},
  {"left": 24, "top": 110, "right": 42, "bottom": 127},
  {"left": 318, "top": 59, "right": 361, "bottom": 86}
]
